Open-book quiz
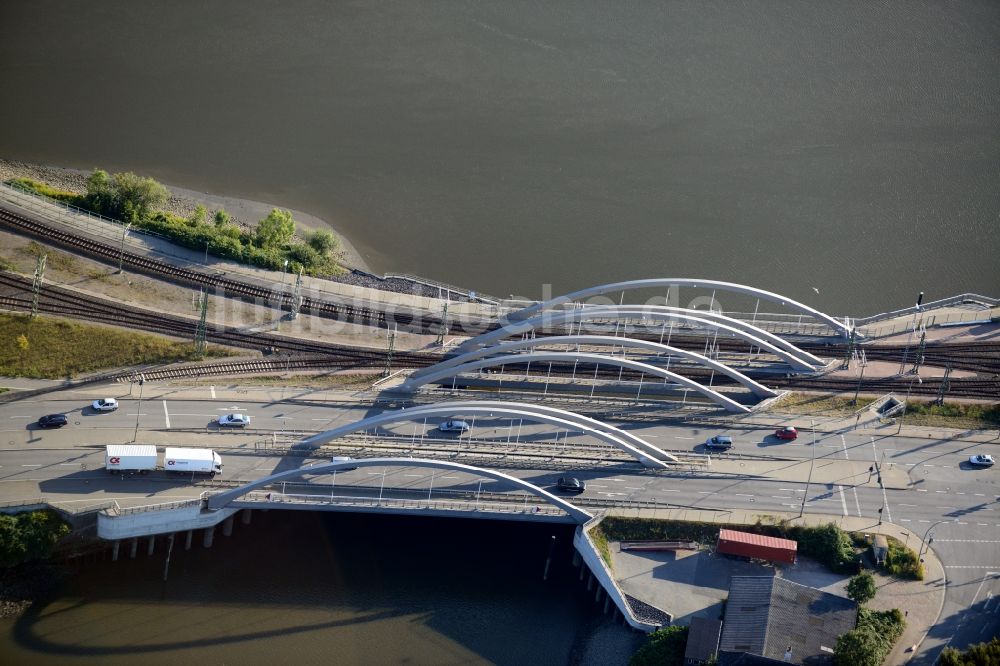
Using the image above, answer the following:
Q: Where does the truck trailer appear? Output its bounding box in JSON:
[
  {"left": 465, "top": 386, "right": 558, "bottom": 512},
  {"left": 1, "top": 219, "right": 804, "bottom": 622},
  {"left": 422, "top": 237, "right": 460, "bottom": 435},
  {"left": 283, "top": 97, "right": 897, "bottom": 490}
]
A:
[
  {"left": 716, "top": 529, "right": 797, "bottom": 565},
  {"left": 105, "top": 445, "right": 158, "bottom": 474},
  {"left": 164, "top": 447, "right": 223, "bottom": 476}
]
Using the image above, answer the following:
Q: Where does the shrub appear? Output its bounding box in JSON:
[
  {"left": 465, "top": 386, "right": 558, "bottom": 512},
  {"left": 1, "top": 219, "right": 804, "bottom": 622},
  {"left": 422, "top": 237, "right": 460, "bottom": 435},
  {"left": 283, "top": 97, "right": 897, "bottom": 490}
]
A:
[
  {"left": 630, "top": 625, "right": 689, "bottom": 666},
  {"left": 0, "top": 510, "right": 70, "bottom": 567},
  {"left": 307, "top": 229, "right": 338, "bottom": 255},
  {"left": 884, "top": 536, "right": 923, "bottom": 580},
  {"left": 846, "top": 571, "right": 877, "bottom": 604},
  {"left": 939, "top": 637, "right": 1000, "bottom": 665},
  {"left": 5, "top": 177, "right": 86, "bottom": 206}
]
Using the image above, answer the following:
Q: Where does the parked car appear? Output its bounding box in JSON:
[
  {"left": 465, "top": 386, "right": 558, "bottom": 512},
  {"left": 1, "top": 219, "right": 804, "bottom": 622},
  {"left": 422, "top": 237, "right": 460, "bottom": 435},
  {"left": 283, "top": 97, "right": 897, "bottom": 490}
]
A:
[
  {"left": 92, "top": 398, "right": 119, "bottom": 412},
  {"left": 774, "top": 426, "right": 798, "bottom": 441},
  {"left": 218, "top": 413, "right": 250, "bottom": 428},
  {"left": 969, "top": 454, "right": 995, "bottom": 468},
  {"left": 37, "top": 413, "right": 68, "bottom": 428},
  {"left": 705, "top": 435, "right": 733, "bottom": 450},
  {"left": 439, "top": 419, "right": 471, "bottom": 433},
  {"left": 556, "top": 477, "right": 586, "bottom": 494}
]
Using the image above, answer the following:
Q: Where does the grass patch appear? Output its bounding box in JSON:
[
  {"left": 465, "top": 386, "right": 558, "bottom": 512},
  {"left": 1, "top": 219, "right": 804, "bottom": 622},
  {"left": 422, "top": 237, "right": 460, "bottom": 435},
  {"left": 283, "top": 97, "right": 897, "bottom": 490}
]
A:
[
  {"left": 5, "top": 178, "right": 85, "bottom": 206},
  {"left": 776, "top": 392, "right": 875, "bottom": 416},
  {"left": 902, "top": 401, "right": 1000, "bottom": 429},
  {"left": 0, "top": 313, "right": 233, "bottom": 378},
  {"left": 778, "top": 392, "right": 999, "bottom": 429},
  {"left": 589, "top": 526, "right": 614, "bottom": 570},
  {"left": 16, "top": 241, "right": 78, "bottom": 272}
]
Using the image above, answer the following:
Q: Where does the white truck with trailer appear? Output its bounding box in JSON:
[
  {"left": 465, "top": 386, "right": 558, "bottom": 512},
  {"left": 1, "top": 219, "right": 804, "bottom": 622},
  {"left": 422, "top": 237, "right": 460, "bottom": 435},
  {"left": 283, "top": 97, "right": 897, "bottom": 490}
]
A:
[
  {"left": 105, "top": 445, "right": 158, "bottom": 474},
  {"left": 104, "top": 445, "right": 223, "bottom": 477},
  {"left": 164, "top": 447, "right": 223, "bottom": 477}
]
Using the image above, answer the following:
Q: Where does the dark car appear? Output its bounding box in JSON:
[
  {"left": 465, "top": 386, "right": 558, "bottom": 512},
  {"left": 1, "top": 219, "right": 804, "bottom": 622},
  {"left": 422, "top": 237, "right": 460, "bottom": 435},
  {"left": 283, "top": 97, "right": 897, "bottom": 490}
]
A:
[
  {"left": 705, "top": 435, "right": 733, "bottom": 450},
  {"left": 37, "top": 414, "right": 68, "bottom": 428},
  {"left": 556, "top": 477, "right": 586, "bottom": 494}
]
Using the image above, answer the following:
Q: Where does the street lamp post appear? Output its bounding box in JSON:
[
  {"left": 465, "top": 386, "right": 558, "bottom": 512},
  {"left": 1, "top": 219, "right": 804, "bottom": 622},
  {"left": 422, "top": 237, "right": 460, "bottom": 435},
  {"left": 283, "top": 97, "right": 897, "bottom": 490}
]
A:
[
  {"left": 799, "top": 419, "right": 817, "bottom": 518},
  {"left": 132, "top": 378, "right": 145, "bottom": 442},
  {"left": 918, "top": 519, "right": 956, "bottom": 560},
  {"left": 117, "top": 222, "right": 132, "bottom": 274},
  {"left": 897, "top": 373, "right": 922, "bottom": 434}
]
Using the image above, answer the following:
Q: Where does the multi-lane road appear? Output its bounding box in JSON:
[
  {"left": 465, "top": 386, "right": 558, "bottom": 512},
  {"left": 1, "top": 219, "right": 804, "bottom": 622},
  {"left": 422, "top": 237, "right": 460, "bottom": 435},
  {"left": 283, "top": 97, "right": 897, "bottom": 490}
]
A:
[{"left": 0, "top": 386, "right": 997, "bottom": 657}]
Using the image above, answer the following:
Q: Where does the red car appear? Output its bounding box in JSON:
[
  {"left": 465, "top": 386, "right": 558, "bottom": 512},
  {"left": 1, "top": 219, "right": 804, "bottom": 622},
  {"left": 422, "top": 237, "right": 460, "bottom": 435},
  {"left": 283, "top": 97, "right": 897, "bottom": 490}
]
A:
[{"left": 774, "top": 426, "right": 798, "bottom": 440}]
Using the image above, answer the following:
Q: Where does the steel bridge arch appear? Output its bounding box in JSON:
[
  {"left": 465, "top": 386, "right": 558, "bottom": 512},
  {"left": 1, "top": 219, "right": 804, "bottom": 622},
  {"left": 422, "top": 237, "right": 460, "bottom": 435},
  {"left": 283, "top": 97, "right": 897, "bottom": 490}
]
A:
[
  {"left": 398, "top": 352, "right": 752, "bottom": 413},
  {"left": 206, "top": 457, "right": 593, "bottom": 523},
  {"left": 458, "top": 307, "right": 820, "bottom": 371},
  {"left": 295, "top": 402, "right": 675, "bottom": 466},
  {"left": 509, "top": 278, "right": 851, "bottom": 337},
  {"left": 411, "top": 335, "right": 776, "bottom": 398}
]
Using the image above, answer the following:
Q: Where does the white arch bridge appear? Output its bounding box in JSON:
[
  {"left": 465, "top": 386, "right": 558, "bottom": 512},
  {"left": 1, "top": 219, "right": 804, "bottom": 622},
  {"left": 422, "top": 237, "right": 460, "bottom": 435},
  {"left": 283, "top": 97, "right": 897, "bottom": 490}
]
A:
[{"left": 205, "top": 458, "right": 593, "bottom": 524}]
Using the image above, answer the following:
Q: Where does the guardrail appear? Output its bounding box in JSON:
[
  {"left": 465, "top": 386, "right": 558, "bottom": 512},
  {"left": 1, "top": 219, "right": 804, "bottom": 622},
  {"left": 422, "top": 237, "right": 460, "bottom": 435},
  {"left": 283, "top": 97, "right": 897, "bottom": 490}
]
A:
[
  {"left": 852, "top": 293, "right": 999, "bottom": 326},
  {"left": 102, "top": 497, "right": 204, "bottom": 516},
  {"left": 383, "top": 272, "right": 501, "bottom": 305}
]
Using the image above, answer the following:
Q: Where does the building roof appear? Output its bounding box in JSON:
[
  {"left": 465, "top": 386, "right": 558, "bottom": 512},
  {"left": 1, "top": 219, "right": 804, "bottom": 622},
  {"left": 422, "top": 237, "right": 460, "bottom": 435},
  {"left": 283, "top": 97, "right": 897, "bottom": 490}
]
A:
[
  {"left": 720, "top": 577, "right": 857, "bottom": 665},
  {"left": 717, "top": 652, "right": 789, "bottom": 666},
  {"left": 718, "top": 529, "right": 798, "bottom": 553},
  {"left": 684, "top": 616, "right": 722, "bottom": 663}
]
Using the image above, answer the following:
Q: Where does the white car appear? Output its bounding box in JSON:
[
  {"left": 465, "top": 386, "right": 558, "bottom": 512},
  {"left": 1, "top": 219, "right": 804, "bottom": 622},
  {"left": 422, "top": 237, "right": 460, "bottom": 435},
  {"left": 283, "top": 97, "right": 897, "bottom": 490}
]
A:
[
  {"left": 969, "top": 454, "right": 995, "bottom": 468},
  {"left": 218, "top": 413, "right": 250, "bottom": 428},
  {"left": 92, "top": 398, "right": 119, "bottom": 412},
  {"left": 439, "top": 419, "right": 471, "bottom": 433}
]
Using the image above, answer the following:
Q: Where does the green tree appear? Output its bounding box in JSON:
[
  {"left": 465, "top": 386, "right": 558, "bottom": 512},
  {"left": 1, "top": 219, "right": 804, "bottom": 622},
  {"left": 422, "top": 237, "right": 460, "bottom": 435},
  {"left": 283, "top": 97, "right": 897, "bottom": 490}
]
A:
[
  {"left": 629, "top": 625, "right": 688, "bottom": 666},
  {"left": 834, "top": 628, "right": 884, "bottom": 666},
  {"left": 188, "top": 204, "right": 208, "bottom": 226},
  {"left": 84, "top": 169, "right": 115, "bottom": 214},
  {"left": 307, "top": 229, "right": 338, "bottom": 256},
  {"left": 213, "top": 208, "right": 232, "bottom": 227},
  {"left": 86, "top": 169, "right": 168, "bottom": 223},
  {"left": 112, "top": 172, "right": 169, "bottom": 223},
  {"left": 255, "top": 208, "right": 295, "bottom": 249},
  {"left": 846, "top": 571, "right": 877, "bottom": 605},
  {"left": 939, "top": 637, "right": 1000, "bottom": 666},
  {"left": 0, "top": 511, "right": 69, "bottom": 567}
]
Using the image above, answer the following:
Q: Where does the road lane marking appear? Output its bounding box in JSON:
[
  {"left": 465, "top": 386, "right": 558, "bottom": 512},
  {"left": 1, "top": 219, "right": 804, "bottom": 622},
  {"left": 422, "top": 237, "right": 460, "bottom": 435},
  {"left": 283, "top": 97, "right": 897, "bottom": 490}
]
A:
[
  {"left": 9, "top": 416, "right": 32, "bottom": 419},
  {"left": 675, "top": 436, "right": 694, "bottom": 440},
  {"left": 840, "top": 435, "right": 849, "bottom": 460},
  {"left": 900, "top": 519, "right": 911, "bottom": 522},
  {"left": 916, "top": 489, "right": 928, "bottom": 492},
  {"left": 838, "top": 485, "right": 848, "bottom": 517},
  {"left": 734, "top": 494, "right": 755, "bottom": 497},
  {"left": 210, "top": 386, "right": 216, "bottom": 399},
  {"left": 772, "top": 496, "right": 792, "bottom": 499},
  {"left": 21, "top": 464, "right": 41, "bottom": 467},
  {"left": 852, "top": 487, "right": 862, "bottom": 517},
  {"left": 163, "top": 401, "right": 170, "bottom": 428},
  {"left": 936, "top": 540, "right": 1000, "bottom": 543},
  {"left": 899, "top": 503, "right": 919, "bottom": 507},
  {"left": 698, "top": 491, "right": 713, "bottom": 494}
]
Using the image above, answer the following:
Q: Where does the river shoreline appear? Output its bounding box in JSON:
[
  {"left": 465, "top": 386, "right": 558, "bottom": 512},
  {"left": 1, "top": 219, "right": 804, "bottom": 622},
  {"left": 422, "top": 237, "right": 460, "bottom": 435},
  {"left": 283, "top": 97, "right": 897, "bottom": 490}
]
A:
[{"left": 0, "top": 159, "right": 371, "bottom": 272}]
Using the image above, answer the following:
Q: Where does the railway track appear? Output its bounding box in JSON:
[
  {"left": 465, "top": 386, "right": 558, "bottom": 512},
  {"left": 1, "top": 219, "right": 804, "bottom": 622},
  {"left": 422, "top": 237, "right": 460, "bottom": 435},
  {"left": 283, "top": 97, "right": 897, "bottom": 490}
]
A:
[
  {"left": 0, "top": 271, "right": 435, "bottom": 367},
  {"left": 0, "top": 205, "right": 493, "bottom": 335}
]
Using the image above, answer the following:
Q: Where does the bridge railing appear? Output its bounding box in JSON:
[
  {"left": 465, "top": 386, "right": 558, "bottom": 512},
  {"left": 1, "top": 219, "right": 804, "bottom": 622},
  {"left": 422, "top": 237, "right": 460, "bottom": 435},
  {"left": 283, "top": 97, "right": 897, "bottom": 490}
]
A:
[{"left": 233, "top": 489, "right": 568, "bottom": 517}]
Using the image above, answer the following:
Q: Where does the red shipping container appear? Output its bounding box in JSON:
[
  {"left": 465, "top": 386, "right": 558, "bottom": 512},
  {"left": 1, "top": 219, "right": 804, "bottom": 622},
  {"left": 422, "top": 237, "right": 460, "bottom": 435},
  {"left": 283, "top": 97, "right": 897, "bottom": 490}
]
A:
[{"left": 717, "top": 529, "right": 797, "bottom": 565}]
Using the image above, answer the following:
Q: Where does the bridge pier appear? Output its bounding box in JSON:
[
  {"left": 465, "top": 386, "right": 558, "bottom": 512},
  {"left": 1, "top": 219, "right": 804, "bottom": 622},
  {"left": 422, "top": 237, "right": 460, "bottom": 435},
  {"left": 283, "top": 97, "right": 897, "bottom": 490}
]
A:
[
  {"left": 595, "top": 584, "right": 603, "bottom": 603},
  {"left": 241, "top": 509, "right": 252, "bottom": 525},
  {"left": 603, "top": 596, "right": 610, "bottom": 615},
  {"left": 112, "top": 540, "right": 120, "bottom": 562},
  {"left": 586, "top": 572, "right": 594, "bottom": 592},
  {"left": 572, "top": 550, "right": 581, "bottom": 568},
  {"left": 147, "top": 536, "right": 155, "bottom": 557},
  {"left": 203, "top": 527, "right": 215, "bottom": 549},
  {"left": 579, "top": 563, "right": 586, "bottom": 581},
  {"left": 185, "top": 530, "right": 193, "bottom": 551},
  {"left": 222, "top": 515, "right": 234, "bottom": 537},
  {"left": 129, "top": 538, "right": 138, "bottom": 559}
]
